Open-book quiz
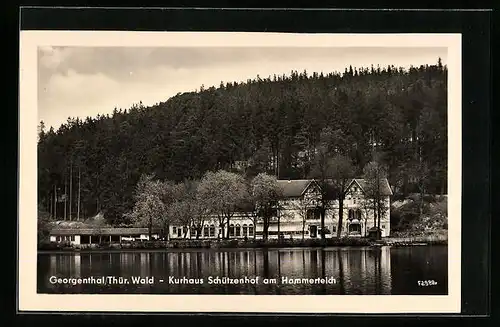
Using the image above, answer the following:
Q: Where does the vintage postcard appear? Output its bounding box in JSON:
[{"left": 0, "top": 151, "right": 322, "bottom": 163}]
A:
[{"left": 19, "top": 31, "right": 461, "bottom": 313}]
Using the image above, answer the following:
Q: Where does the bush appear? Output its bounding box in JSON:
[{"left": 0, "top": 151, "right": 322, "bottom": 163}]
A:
[
  {"left": 390, "top": 197, "right": 446, "bottom": 233},
  {"left": 37, "top": 207, "right": 51, "bottom": 244},
  {"left": 38, "top": 240, "right": 60, "bottom": 250}
]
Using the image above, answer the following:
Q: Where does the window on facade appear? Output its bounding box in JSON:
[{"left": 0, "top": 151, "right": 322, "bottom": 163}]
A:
[
  {"left": 71, "top": 235, "right": 75, "bottom": 241},
  {"left": 248, "top": 225, "right": 254, "bottom": 236},
  {"left": 229, "top": 224, "right": 235, "bottom": 237},
  {"left": 235, "top": 224, "right": 241, "bottom": 237},
  {"left": 190, "top": 227, "right": 196, "bottom": 237},
  {"left": 307, "top": 208, "right": 321, "bottom": 220},
  {"left": 209, "top": 225, "right": 215, "bottom": 237},
  {"left": 348, "top": 209, "right": 355, "bottom": 220},
  {"left": 172, "top": 226, "right": 177, "bottom": 234},
  {"left": 242, "top": 224, "right": 248, "bottom": 237},
  {"left": 203, "top": 226, "right": 209, "bottom": 237},
  {"left": 348, "top": 223, "right": 361, "bottom": 234},
  {"left": 356, "top": 209, "right": 362, "bottom": 220},
  {"left": 382, "top": 224, "right": 386, "bottom": 229},
  {"left": 182, "top": 226, "right": 188, "bottom": 236}
]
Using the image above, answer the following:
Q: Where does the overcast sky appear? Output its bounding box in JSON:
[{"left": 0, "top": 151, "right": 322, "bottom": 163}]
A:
[{"left": 38, "top": 46, "right": 447, "bottom": 130}]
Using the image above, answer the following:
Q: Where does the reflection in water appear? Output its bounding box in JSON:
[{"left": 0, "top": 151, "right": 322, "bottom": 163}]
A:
[
  {"left": 338, "top": 249, "right": 345, "bottom": 295},
  {"left": 37, "top": 246, "right": 447, "bottom": 295},
  {"left": 74, "top": 254, "right": 81, "bottom": 278}
]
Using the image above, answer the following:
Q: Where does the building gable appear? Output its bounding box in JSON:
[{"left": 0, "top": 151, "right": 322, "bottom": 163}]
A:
[
  {"left": 346, "top": 179, "right": 364, "bottom": 196},
  {"left": 303, "top": 180, "right": 322, "bottom": 197},
  {"left": 278, "top": 178, "right": 392, "bottom": 199},
  {"left": 346, "top": 178, "right": 393, "bottom": 196}
]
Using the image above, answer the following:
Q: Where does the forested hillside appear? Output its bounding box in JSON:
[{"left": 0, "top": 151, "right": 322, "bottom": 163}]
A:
[{"left": 38, "top": 60, "right": 447, "bottom": 225}]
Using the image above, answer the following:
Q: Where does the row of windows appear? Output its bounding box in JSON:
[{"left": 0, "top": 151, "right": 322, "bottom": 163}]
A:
[
  {"left": 171, "top": 225, "right": 256, "bottom": 237},
  {"left": 55, "top": 235, "right": 75, "bottom": 242},
  {"left": 228, "top": 225, "right": 254, "bottom": 237},
  {"left": 304, "top": 208, "right": 364, "bottom": 220}
]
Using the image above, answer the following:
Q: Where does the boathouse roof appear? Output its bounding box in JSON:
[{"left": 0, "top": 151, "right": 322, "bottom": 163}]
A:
[{"left": 49, "top": 227, "right": 161, "bottom": 236}]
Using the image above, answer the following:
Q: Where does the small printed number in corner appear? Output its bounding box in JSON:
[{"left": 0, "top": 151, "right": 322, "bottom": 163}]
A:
[{"left": 417, "top": 280, "right": 438, "bottom": 287}]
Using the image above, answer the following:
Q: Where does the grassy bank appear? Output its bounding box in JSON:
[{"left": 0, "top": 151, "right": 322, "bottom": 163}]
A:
[{"left": 38, "top": 234, "right": 447, "bottom": 251}]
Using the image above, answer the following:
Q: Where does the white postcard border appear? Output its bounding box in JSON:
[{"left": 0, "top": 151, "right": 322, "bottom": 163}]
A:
[{"left": 19, "top": 31, "right": 461, "bottom": 313}]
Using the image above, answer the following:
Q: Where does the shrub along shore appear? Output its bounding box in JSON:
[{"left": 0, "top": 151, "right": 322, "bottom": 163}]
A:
[{"left": 38, "top": 234, "right": 447, "bottom": 251}]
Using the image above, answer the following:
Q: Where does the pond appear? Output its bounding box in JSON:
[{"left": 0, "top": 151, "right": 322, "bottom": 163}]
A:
[{"left": 37, "top": 245, "right": 448, "bottom": 295}]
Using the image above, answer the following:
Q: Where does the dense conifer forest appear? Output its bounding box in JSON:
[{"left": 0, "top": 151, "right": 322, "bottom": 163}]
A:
[{"left": 38, "top": 60, "right": 447, "bottom": 225}]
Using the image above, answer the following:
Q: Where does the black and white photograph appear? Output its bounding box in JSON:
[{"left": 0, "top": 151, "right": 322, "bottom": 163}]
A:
[{"left": 19, "top": 31, "right": 462, "bottom": 313}]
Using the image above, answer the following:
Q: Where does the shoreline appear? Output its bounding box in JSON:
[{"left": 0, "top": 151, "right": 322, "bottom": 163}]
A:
[{"left": 38, "top": 235, "right": 447, "bottom": 252}]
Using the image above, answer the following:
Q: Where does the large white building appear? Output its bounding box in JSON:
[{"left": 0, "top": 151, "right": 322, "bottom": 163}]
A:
[
  {"left": 170, "top": 178, "right": 393, "bottom": 240},
  {"left": 48, "top": 178, "right": 392, "bottom": 244}
]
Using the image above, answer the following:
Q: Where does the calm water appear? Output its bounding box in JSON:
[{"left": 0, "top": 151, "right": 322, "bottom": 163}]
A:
[{"left": 37, "top": 246, "right": 447, "bottom": 295}]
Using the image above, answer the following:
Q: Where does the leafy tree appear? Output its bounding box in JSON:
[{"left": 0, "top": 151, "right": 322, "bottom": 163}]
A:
[
  {"left": 363, "top": 156, "right": 390, "bottom": 238},
  {"left": 129, "top": 174, "right": 168, "bottom": 239},
  {"left": 409, "top": 160, "right": 431, "bottom": 215},
  {"left": 197, "top": 170, "right": 247, "bottom": 238},
  {"left": 308, "top": 128, "right": 340, "bottom": 240},
  {"left": 37, "top": 205, "right": 51, "bottom": 244},
  {"left": 168, "top": 179, "right": 205, "bottom": 239},
  {"left": 252, "top": 173, "right": 283, "bottom": 240},
  {"left": 240, "top": 180, "right": 259, "bottom": 239},
  {"left": 328, "top": 154, "right": 356, "bottom": 238}
]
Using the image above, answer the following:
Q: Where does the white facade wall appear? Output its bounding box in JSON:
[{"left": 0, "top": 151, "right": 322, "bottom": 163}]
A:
[{"left": 49, "top": 234, "right": 81, "bottom": 244}]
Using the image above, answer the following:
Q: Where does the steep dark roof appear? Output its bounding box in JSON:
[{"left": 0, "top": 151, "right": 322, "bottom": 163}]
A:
[
  {"left": 49, "top": 228, "right": 161, "bottom": 236},
  {"left": 277, "top": 178, "right": 392, "bottom": 198},
  {"left": 277, "top": 179, "right": 312, "bottom": 197}
]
